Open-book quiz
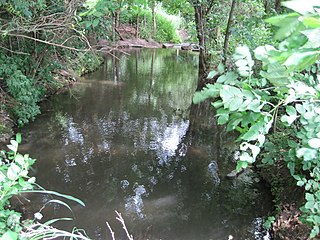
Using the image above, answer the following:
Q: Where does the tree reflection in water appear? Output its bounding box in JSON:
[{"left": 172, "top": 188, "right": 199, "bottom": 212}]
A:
[{"left": 21, "top": 49, "right": 272, "bottom": 240}]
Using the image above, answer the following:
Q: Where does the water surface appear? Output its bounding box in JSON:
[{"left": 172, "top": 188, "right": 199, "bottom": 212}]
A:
[{"left": 21, "top": 49, "right": 272, "bottom": 240}]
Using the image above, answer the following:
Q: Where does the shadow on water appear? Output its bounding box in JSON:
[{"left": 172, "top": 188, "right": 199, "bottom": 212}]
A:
[{"left": 21, "top": 49, "right": 272, "bottom": 240}]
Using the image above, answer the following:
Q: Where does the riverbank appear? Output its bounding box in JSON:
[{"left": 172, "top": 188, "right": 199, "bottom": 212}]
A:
[
  {"left": 258, "top": 160, "right": 312, "bottom": 239},
  {"left": 0, "top": 51, "right": 103, "bottom": 142}
]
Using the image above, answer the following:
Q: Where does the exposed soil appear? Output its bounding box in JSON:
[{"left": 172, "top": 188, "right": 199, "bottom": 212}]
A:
[
  {"left": 258, "top": 161, "right": 312, "bottom": 239},
  {"left": 116, "top": 38, "right": 162, "bottom": 49},
  {"left": 273, "top": 204, "right": 312, "bottom": 240}
]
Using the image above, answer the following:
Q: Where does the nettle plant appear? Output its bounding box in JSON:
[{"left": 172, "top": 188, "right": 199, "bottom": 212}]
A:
[{"left": 193, "top": 1, "right": 320, "bottom": 237}]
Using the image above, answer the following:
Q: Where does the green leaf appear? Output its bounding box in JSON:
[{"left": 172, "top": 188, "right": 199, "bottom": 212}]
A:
[
  {"left": 260, "top": 63, "right": 290, "bottom": 86},
  {"left": 247, "top": 99, "right": 262, "bottom": 112},
  {"left": 284, "top": 51, "right": 320, "bottom": 71},
  {"left": 21, "top": 190, "right": 85, "bottom": 207},
  {"left": 216, "top": 72, "right": 238, "bottom": 84},
  {"left": 306, "top": 192, "right": 314, "bottom": 201},
  {"left": 239, "top": 152, "right": 255, "bottom": 163},
  {"left": 286, "top": 106, "right": 297, "bottom": 116},
  {"left": 7, "top": 163, "right": 21, "bottom": 180},
  {"left": 302, "top": 17, "right": 320, "bottom": 28},
  {"left": 295, "top": 103, "right": 306, "bottom": 114},
  {"left": 236, "top": 161, "right": 248, "bottom": 171},
  {"left": 296, "top": 147, "right": 317, "bottom": 161},
  {"left": 193, "top": 84, "right": 221, "bottom": 104},
  {"left": 207, "top": 70, "right": 218, "bottom": 79},
  {"left": 301, "top": 29, "right": 320, "bottom": 49},
  {"left": 43, "top": 217, "right": 73, "bottom": 226},
  {"left": 212, "top": 100, "right": 223, "bottom": 109},
  {"left": 2, "top": 231, "right": 18, "bottom": 240},
  {"left": 308, "top": 138, "right": 320, "bottom": 148},
  {"left": 220, "top": 85, "right": 243, "bottom": 111},
  {"left": 282, "top": 0, "right": 320, "bottom": 15},
  {"left": 297, "top": 180, "right": 305, "bottom": 186},
  {"left": 46, "top": 199, "right": 73, "bottom": 212},
  {"left": 15, "top": 133, "right": 21, "bottom": 144},
  {"left": 266, "top": 13, "right": 300, "bottom": 40},
  {"left": 241, "top": 121, "right": 264, "bottom": 141},
  {"left": 248, "top": 144, "right": 260, "bottom": 159},
  {"left": 0, "top": 171, "right": 5, "bottom": 182},
  {"left": 217, "top": 114, "right": 229, "bottom": 125},
  {"left": 84, "top": 20, "right": 92, "bottom": 28},
  {"left": 93, "top": 18, "right": 100, "bottom": 27},
  {"left": 217, "top": 62, "right": 225, "bottom": 74},
  {"left": 305, "top": 201, "right": 315, "bottom": 210},
  {"left": 15, "top": 154, "right": 24, "bottom": 165}
]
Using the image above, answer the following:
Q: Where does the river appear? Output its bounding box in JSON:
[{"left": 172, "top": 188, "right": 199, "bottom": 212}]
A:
[{"left": 21, "top": 49, "right": 272, "bottom": 240}]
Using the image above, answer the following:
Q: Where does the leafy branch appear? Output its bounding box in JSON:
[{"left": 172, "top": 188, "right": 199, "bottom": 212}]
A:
[{"left": 193, "top": 0, "right": 320, "bottom": 237}]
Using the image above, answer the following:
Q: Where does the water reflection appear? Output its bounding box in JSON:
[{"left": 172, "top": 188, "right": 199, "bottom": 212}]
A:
[{"left": 21, "top": 49, "right": 272, "bottom": 240}]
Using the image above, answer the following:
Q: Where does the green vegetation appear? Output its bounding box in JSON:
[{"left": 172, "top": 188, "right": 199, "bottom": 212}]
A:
[
  {"left": 81, "top": 0, "right": 181, "bottom": 43},
  {"left": 0, "top": 134, "right": 88, "bottom": 239},
  {"left": 193, "top": 1, "right": 320, "bottom": 237},
  {"left": 1, "top": 0, "right": 320, "bottom": 238},
  {"left": 0, "top": 0, "right": 103, "bottom": 127}
]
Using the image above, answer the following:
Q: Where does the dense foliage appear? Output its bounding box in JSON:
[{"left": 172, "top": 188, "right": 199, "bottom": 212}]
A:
[
  {"left": 81, "top": 0, "right": 181, "bottom": 42},
  {"left": 193, "top": 1, "right": 320, "bottom": 237},
  {"left": 0, "top": 0, "right": 105, "bottom": 127}
]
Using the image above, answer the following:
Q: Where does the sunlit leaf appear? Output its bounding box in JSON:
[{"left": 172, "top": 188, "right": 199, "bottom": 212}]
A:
[
  {"left": 302, "top": 17, "right": 320, "bottom": 28},
  {"left": 2, "top": 231, "right": 18, "bottom": 240},
  {"left": 286, "top": 106, "right": 297, "bottom": 116},
  {"left": 16, "top": 133, "right": 22, "bottom": 144},
  {"left": 308, "top": 138, "right": 320, "bottom": 148},
  {"left": 207, "top": 70, "right": 218, "bottom": 79},
  {"left": 216, "top": 72, "right": 238, "bottom": 84},
  {"left": 7, "top": 163, "right": 21, "bottom": 180},
  {"left": 241, "top": 121, "right": 264, "bottom": 141},
  {"left": 284, "top": 51, "right": 320, "bottom": 71},
  {"left": 296, "top": 147, "right": 317, "bottom": 161},
  {"left": 236, "top": 160, "right": 248, "bottom": 172},
  {"left": 282, "top": 0, "right": 320, "bottom": 15},
  {"left": 15, "top": 154, "right": 24, "bottom": 165}
]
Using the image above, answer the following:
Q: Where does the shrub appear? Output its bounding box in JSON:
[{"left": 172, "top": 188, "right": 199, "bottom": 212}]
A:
[{"left": 193, "top": 1, "right": 320, "bottom": 237}]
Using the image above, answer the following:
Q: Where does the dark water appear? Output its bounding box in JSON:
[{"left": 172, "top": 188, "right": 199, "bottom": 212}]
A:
[{"left": 21, "top": 49, "right": 272, "bottom": 240}]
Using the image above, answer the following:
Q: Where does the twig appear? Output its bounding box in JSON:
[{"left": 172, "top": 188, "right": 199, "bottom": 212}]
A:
[
  {"left": 106, "top": 221, "right": 116, "bottom": 240},
  {"left": 5, "top": 33, "right": 91, "bottom": 52},
  {"left": 0, "top": 45, "right": 30, "bottom": 55},
  {"left": 115, "top": 211, "right": 133, "bottom": 240}
]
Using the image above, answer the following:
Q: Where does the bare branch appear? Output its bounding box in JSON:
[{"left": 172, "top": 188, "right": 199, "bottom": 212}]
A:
[
  {"left": 5, "top": 33, "right": 91, "bottom": 52},
  {"left": 115, "top": 211, "right": 133, "bottom": 240},
  {"left": 106, "top": 222, "right": 116, "bottom": 240},
  {"left": 0, "top": 45, "right": 30, "bottom": 55}
]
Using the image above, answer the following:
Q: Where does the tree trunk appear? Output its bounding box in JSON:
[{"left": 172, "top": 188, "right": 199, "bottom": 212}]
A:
[
  {"left": 275, "top": 0, "right": 281, "bottom": 13},
  {"left": 151, "top": 0, "right": 156, "bottom": 38},
  {"left": 115, "top": 9, "right": 120, "bottom": 28},
  {"left": 193, "top": 0, "right": 210, "bottom": 90},
  {"left": 264, "top": 0, "right": 268, "bottom": 13},
  {"left": 112, "top": 13, "right": 116, "bottom": 42},
  {"left": 223, "top": 0, "right": 236, "bottom": 64},
  {"left": 136, "top": 15, "right": 139, "bottom": 38},
  {"left": 194, "top": 3, "right": 206, "bottom": 53}
]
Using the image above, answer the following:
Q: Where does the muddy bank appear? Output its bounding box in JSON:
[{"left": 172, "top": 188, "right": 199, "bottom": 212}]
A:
[{"left": 258, "top": 161, "right": 312, "bottom": 239}]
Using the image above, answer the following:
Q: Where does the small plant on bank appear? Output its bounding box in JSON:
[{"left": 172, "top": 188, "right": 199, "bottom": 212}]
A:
[
  {"left": 193, "top": 1, "right": 320, "bottom": 238},
  {"left": 0, "top": 133, "right": 88, "bottom": 239}
]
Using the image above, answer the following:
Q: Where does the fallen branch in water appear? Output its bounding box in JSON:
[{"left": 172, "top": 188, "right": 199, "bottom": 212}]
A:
[{"left": 106, "top": 211, "right": 134, "bottom": 240}]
